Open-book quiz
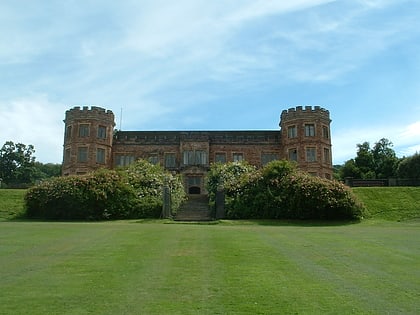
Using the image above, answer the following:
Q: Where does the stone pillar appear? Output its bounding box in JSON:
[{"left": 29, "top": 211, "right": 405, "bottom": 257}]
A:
[
  {"left": 215, "top": 189, "right": 225, "bottom": 219},
  {"left": 162, "top": 180, "right": 171, "bottom": 218}
]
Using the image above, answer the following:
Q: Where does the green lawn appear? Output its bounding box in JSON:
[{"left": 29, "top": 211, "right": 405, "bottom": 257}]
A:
[
  {"left": 1, "top": 220, "right": 419, "bottom": 314},
  {"left": 0, "top": 189, "right": 26, "bottom": 220}
]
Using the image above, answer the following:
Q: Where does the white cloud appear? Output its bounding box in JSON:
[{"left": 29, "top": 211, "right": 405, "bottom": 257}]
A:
[{"left": 0, "top": 95, "right": 66, "bottom": 163}]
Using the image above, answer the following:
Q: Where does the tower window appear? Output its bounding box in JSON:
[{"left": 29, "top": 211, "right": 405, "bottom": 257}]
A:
[
  {"left": 305, "top": 124, "right": 315, "bottom": 137},
  {"left": 65, "top": 125, "right": 72, "bottom": 139},
  {"left": 78, "top": 124, "right": 90, "bottom": 137},
  {"left": 323, "top": 148, "right": 331, "bottom": 164},
  {"left": 306, "top": 147, "right": 316, "bottom": 162},
  {"left": 323, "top": 126, "right": 330, "bottom": 139},
  {"left": 65, "top": 148, "right": 71, "bottom": 163},
  {"left": 288, "top": 126, "right": 297, "bottom": 138},
  {"left": 77, "top": 147, "right": 88, "bottom": 162},
  {"left": 96, "top": 148, "right": 105, "bottom": 164},
  {"left": 97, "top": 126, "right": 107, "bottom": 139}
]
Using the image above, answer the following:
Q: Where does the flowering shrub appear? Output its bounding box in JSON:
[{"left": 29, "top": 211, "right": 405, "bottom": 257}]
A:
[
  {"left": 25, "top": 169, "right": 136, "bottom": 220},
  {"left": 25, "top": 160, "right": 186, "bottom": 220},
  {"left": 121, "top": 159, "right": 186, "bottom": 217},
  {"left": 207, "top": 160, "right": 366, "bottom": 220}
]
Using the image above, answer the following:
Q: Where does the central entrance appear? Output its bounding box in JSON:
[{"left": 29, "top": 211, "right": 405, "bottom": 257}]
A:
[{"left": 187, "top": 176, "right": 202, "bottom": 194}]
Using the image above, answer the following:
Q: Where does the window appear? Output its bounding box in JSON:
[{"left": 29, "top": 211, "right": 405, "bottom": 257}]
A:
[
  {"left": 77, "top": 147, "right": 88, "bottom": 162},
  {"left": 233, "top": 153, "right": 244, "bottom": 162},
  {"left": 304, "top": 124, "right": 315, "bottom": 137},
  {"left": 183, "top": 150, "right": 208, "bottom": 165},
  {"left": 261, "top": 153, "right": 278, "bottom": 165},
  {"left": 96, "top": 148, "right": 105, "bottom": 164},
  {"left": 288, "top": 126, "right": 297, "bottom": 138},
  {"left": 65, "top": 125, "right": 72, "bottom": 139},
  {"left": 288, "top": 148, "right": 298, "bottom": 161},
  {"left": 97, "top": 126, "right": 107, "bottom": 139},
  {"left": 115, "top": 155, "right": 135, "bottom": 167},
  {"left": 195, "top": 150, "right": 207, "bottom": 165},
  {"left": 215, "top": 153, "right": 226, "bottom": 163},
  {"left": 65, "top": 148, "right": 71, "bottom": 163},
  {"left": 306, "top": 147, "right": 316, "bottom": 162},
  {"left": 78, "top": 124, "right": 90, "bottom": 137},
  {"left": 322, "top": 126, "right": 329, "bottom": 139},
  {"left": 149, "top": 155, "right": 159, "bottom": 165},
  {"left": 165, "top": 153, "right": 176, "bottom": 168},
  {"left": 323, "top": 148, "right": 331, "bottom": 164},
  {"left": 183, "top": 151, "right": 194, "bottom": 165}
]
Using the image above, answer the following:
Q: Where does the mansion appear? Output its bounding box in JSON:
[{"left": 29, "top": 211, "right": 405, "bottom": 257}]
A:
[{"left": 62, "top": 106, "right": 333, "bottom": 194}]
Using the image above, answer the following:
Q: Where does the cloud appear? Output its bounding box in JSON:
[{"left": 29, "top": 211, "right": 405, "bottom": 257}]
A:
[{"left": 0, "top": 95, "right": 66, "bottom": 163}]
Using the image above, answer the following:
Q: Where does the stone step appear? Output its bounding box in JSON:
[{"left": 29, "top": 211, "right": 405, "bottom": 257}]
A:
[{"left": 175, "top": 195, "right": 212, "bottom": 221}]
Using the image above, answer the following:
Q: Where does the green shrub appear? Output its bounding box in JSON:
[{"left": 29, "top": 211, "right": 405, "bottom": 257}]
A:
[
  {"left": 207, "top": 160, "right": 366, "bottom": 220},
  {"left": 25, "top": 169, "right": 137, "bottom": 220},
  {"left": 25, "top": 160, "right": 187, "bottom": 220},
  {"left": 120, "top": 159, "right": 186, "bottom": 216}
]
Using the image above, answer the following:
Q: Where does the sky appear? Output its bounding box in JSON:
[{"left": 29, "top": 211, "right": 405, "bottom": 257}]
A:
[{"left": 0, "top": 0, "right": 419, "bottom": 165}]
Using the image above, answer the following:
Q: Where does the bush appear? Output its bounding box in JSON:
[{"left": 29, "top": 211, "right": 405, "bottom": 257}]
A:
[
  {"left": 25, "top": 169, "right": 136, "bottom": 220},
  {"left": 25, "top": 161, "right": 186, "bottom": 220},
  {"left": 120, "top": 159, "right": 186, "bottom": 217},
  {"left": 207, "top": 160, "right": 366, "bottom": 220}
]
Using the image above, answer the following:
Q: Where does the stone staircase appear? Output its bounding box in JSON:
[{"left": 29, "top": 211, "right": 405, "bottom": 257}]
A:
[{"left": 175, "top": 195, "right": 213, "bottom": 221}]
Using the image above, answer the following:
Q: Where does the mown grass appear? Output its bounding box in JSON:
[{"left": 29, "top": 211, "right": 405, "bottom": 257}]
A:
[
  {"left": 0, "top": 187, "right": 419, "bottom": 314},
  {"left": 0, "top": 189, "right": 26, "bottom": 220},
  {"left": 353, "top": 187, "right": 420, "bottom": 221},
  {"left": 1, "top": 220, "right": 419, "bottom": 314}
]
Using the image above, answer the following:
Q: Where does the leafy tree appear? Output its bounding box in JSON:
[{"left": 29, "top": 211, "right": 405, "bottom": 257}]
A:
[
  {"left": 372, "top": 138, "right": 399, "bottom": 178},
  {"left": 0, "top": 141, "right": 36, "bottom": 185},
  {"left": 339, "top": 138, "right": 398, "bottom": 179},
  {"left": 354, "top": 142, "right": 375, "bottom": 179},
  {"left": 339, "top": 159, "right": 362, "bottom": 179},
  {"left": 33, "top": 162, "right": 62, "bottom": 180},
  {"left": 397, "top": 153, "right": 420, "bottom": 179}
]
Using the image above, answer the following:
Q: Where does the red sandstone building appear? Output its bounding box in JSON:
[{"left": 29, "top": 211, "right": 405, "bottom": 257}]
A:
[{"left": 62, "top": 106, "right": 333, "bottom": 194}]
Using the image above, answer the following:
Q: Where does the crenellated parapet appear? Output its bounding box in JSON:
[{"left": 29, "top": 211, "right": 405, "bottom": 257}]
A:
[
  {"left": 280, "top": 105, "right": 330, "bottom": 125},
  {"left": 64, "top": 106, "right": 115, "bottom": 124}
]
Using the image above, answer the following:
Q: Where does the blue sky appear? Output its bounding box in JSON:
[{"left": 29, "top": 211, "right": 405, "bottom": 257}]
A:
[{"left": 0, "top": 0, "right": 419, "bottom": 164}]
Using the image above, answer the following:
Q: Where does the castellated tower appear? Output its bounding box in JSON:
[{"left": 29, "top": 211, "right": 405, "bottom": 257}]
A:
[
  {"left": 280, "top": 106, "right": 333, "bottom": 179},
  {"left": 62, "top": 106, "right": 115, "bottom": 175}
]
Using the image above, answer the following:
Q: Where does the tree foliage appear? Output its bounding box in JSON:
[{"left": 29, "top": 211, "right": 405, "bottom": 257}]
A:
[
  {"left": 397, "top": 153, "right": 420, "bottom": 179},
  {"left": 0, "top": 141, "right": 36, "bottom": 185},
  {"left": 339, "top": 138, "right": 399, "bottom": 179}
]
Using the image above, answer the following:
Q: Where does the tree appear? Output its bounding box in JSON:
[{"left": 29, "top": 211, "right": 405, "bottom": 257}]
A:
[
  {"left": 397, "top": 153, "right": 420, "bottom": 179},
  {"left": 340, "top": 138, "right": 399, "bottom": 180},
  {"left": 0, "top": 141, "right": 36, "bottom": 185},
  {"left": 354, "top": 142, "right": 375, "bottom": 179},
  {"left": 372, "top": 138, "right": 399, "bottom": 178}
]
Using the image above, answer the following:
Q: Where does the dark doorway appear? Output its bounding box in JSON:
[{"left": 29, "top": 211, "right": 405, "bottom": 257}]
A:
[{"left": 189, "top": 186, "right": 201, "bottom": 194}]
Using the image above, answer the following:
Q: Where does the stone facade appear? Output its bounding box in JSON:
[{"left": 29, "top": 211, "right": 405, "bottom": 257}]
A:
[{"left": 62, "top": 105, "right": 333, "bottom": 194}]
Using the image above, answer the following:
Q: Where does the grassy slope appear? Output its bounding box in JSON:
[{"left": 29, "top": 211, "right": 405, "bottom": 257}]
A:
[
  {"left": 0, "top": 189, "right": 26, "bottom": 220},
  {"left": 353, "top": 187, "right": 420, "bottom": 221},
  {"left": 0, "top": 221, "right": 419, "bottom": 314}
]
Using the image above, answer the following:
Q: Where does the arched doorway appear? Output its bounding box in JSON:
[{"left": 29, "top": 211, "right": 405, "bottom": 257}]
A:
[{"left": 189, "top": 186, "right": 201, "bottom": 194}]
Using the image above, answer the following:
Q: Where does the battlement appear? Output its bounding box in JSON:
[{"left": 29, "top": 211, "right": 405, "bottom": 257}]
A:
[
  {"left": 280, "top": 105, "right": 330, "bottom": 123},
  {"left": 65, "top": 106, "right": 115, "bottom": 123}
]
